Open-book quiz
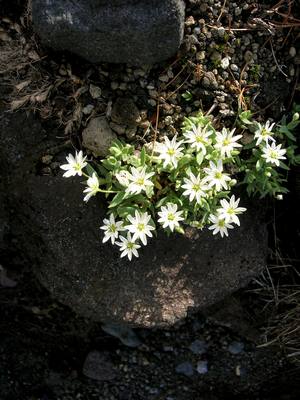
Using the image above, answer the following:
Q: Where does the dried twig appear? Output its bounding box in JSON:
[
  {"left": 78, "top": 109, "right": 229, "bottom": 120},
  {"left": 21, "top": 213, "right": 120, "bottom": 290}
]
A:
[{"left": 270, "top": 39, "right": 288, "bottom": 77}]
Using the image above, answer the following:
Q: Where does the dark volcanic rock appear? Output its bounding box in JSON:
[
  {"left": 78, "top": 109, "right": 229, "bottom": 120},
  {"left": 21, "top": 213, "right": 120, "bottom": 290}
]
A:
[
  {"left": 1, "top": 112, "right": 268, "bottom": 328},
  {"left": 31, "top": 0, "right": 185, "bottom": 65},
  {"left": 11, "top": 176, "right": 267, "bottom": 328},
  {"left": 82, "top": 351, "right": 116, "bottom": 381}
]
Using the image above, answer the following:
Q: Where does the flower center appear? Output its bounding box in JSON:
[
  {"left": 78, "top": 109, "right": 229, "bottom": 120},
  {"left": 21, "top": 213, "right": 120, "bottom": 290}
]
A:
[
  {"left": 223, "top": 139, "right": 230, "bottom": 146},
  {"left": 137, "top": 223, "right": 145, "bottom": 231},
  {"left": 167, "top": 148, "right": 175, "bottom": 156},
  {"left": 192, "top": 184, "right": 200, "bottom": 191},
  {"left": 127, "top": 242, "right": 134, "bottom": 250},
  {"left": 109, "top": 224, "right": 116, "bottom": 233},
  {"left": 227, "top": 207, "right": 234, "bottom": 215},
  {"left": 167, "top": 213, "right": 175, "bottom": 221},
  {"left": 215, "top": 172, "right": 223, "bottom": 179},
  {"left": 218, "top": 220, "right": 225, "bottom": 227},
  {"left": 137, "top": 178, "right": 145, "bottom": 186},
  {"left": 270, "top": 151, "right": 278, "bottom": 159},
  {"left": 196, "top": 135, "right": 204, "bottom": 143},
  {"left": 75, "top": 163, "right": 82, "bottom": 171}
]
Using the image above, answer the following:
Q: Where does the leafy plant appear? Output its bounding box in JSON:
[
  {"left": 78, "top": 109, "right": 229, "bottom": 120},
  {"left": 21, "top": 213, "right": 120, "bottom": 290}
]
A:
[
  {"left": 182, "top": 90, "right": 193, "bottom": 102},
  {"left": 60, "top": 108, "right": 299, "bottom": 260}
]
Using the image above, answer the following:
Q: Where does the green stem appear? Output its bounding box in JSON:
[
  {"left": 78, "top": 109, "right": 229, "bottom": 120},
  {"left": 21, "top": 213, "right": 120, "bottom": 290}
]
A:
[{"left": 97, "top": 189, "right": 118, "bottom": 194}]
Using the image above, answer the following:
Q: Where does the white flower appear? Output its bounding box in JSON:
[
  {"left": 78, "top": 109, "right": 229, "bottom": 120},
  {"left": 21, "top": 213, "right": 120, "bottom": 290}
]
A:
[
  {"left": 83, "top": 172, "right": 99, "bottom": 202},
  {"left": 261, "top": 141, "right": 286, "bottom": 167},
  {"left": 217, "top": 195, "right": 247, "bottom": 226},
  {"left": 203, "top": 160, "right": 231, "bottom": 192},
  {"left": 100, "top": 213, "right": 123, "bottom": 245},
  {"left": 181, "top": 172, "right": 208, "bottom": 203},
  {"left": 183, "top": 124, "right": 212, "bottom": 154},
  {"left": 115, "top": 170, "right": 131, "bottom": 187},
  {"left": 126, "top": 167, "right": 155, "bottom": 195},
  {"left": 125, "top": 210, "right": 155, "bottom": 245},
  {"left": 155, "top": 135, "right": 184, "bottom": 169},
  {"left": 214, "top": 128, "right": 242, "bottom": 158},
  {"left": 157, "top": 203, "right": 184, "bottom": 232},
  {"left": 60, "top": 150, "right": 87, "bottom": 177},
  {"left": 208, "top": 214, "right": 234, "bottom": 237},
  {"left": 254, "top": 120, "right": 276, "bottom": 146},
  {"left": 116, "top": 233, "right": 141, "bottom": 261}
]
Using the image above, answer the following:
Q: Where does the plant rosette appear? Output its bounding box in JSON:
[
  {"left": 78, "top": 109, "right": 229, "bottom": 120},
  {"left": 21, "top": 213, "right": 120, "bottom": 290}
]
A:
[{"left": 60, "top": 108, "right": 300, "bottom": 260}]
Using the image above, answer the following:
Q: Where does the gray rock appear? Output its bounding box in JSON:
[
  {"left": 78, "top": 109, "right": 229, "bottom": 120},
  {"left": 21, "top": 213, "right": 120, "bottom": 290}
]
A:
[
  {"left": 111, "top": 98, "right": 140, "bottom": 127},
  {"left": 110, "top": 122, "right": 126, "bottom": 136},
  {"left": 82, "top": 117, "right": 117, "bottom": 157},
  {"left": 176, "top": 362, "right": 194, "bottom": 377},
  {"left": 228, "top": 341, "right": 245, "bottom": 355},
  {"left": 0, "top": 266, "right": 17, "bottom": 288},
  {"left": 189, "top": 340, "right": 208, "bottom": 355},
  {"left": 82, "top": 351, "right": 116, "bottom": 381},
  {"left": 31, "top": 0, "right": 185, "bottom": 65},
  {"left": 89, "top": 84, "right": 102, "bottom": 99},
  {"left": 289, "top": 46, "right": 296, "bottom": 58},
  {"left": 196, "top": 360, "right": 208, "bottom": 375},
  {"left": 101, "top": 323, "right": 142, "bottom": 348},
  {"left": 11, "top": 176, "right": 267, "bottom": 328},
  {"left": 202, "top": 72, "right": 218, "bottom": 89},
  {"left": 2, "top": 113, "right": 268, "bottom": 329}
]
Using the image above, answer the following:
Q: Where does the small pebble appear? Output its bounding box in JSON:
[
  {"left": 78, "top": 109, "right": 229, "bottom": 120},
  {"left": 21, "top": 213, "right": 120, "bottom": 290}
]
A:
[
  {"left": 175, "top": 362, "right": 194, "bottom": 377},
  {"left": 82, "top": 104, "right": 94, "bottom": 115},
  {"left": 221, "top": 57, "right": 230, "bottom": 69},
  {"left": 289, "top": 46, "right": 296, "bottom": 58},
  {"left": 89, "top": 84, "right": 102, "bottom": 99},
  {"left": 230, "top": 64, "right": 239, "bottom": 72},
  {"left": 189, "top": 340, "right": 208, "bottom": 355},
  {"left": 41, "top": 155, "right": 53, "bottom": 165},
  {"left": 196, "top": 360, "right": 208, "bottom": 375},
  {"left": 228, "top": 341, "right": 244, "bottom": 355}
]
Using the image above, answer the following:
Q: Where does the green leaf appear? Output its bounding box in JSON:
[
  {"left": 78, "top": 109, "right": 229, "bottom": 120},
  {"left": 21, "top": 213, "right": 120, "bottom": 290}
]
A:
[
  {"left": 85, "top": 163, "right": 97, "bottom": 177},
  {"left": 279, "top": 162, "right": 290, "bottom": 171},
  {"left": 96, "top": 163, "right": 110, "bottom": 176},
  {"left": 145, "top": 185, "right": 154, "bottom": 199},
  {"left": 128, "top": 156, "right": 141, "bottom": 167},
  {"left": 116, "top": 206, "right": 137, "bottom": 218},
  {"left": 279, "top": 126, "right": 296, "bottom": 141},
  {"left": 175, "top": 225, "right": 185, "bottom": 235},
  {"left": 239, "top": 110, "right": 253, "bottom": 125},
  {"left": 109, "top": 191, "right": 126, "bottom": 208},
  {"left": 177, "top": 154, "right": 193, "bottom": 169},
  {"left": 182, "top": 90, "right": 193, "bottom": 102},
  {"left": 196, "top": 152, "right": 204, "bottom": 166},
  {"left": 140, "top": 147, "right": 146, "bottom": 166}
]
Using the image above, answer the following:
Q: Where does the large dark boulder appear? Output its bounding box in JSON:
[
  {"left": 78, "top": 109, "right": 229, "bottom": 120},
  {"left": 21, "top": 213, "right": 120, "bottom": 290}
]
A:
[
  {"left": 31, "top": 0, "right": 185, "bottom": 65},
  {"left": 1, "top": 112, "right": 268, "bottom": 328},
  {"left": 11, "top": 176, "right": 267, "bottom": 328}
]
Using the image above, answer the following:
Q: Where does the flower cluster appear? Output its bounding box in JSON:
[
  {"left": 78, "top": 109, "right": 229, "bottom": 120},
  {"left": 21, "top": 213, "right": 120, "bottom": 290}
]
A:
[
  {"left": 238, "top": 107, "right": 300, "bottom": 197},
  {"left": 60, "top": 108, "right": 300, "bottom": 260}
]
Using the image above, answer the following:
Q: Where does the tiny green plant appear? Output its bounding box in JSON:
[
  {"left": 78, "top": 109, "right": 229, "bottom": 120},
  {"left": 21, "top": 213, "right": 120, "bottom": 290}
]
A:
[
  {"left": 182, "top": 90, "right": 193, "bottom": 102},
  {"left": 61, "top": 108, "right": 299, "bottom": 260}
]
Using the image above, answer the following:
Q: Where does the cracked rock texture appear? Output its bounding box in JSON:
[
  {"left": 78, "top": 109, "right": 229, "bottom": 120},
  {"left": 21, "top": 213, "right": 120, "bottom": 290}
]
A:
[{"left": 31, "top": 0, "right": 185, "bottom": 65}]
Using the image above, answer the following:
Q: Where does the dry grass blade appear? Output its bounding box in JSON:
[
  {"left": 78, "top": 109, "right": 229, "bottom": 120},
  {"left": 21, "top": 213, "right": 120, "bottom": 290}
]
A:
[{"left": 255, "top": 263, "right": 300, "bottom": 364}]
